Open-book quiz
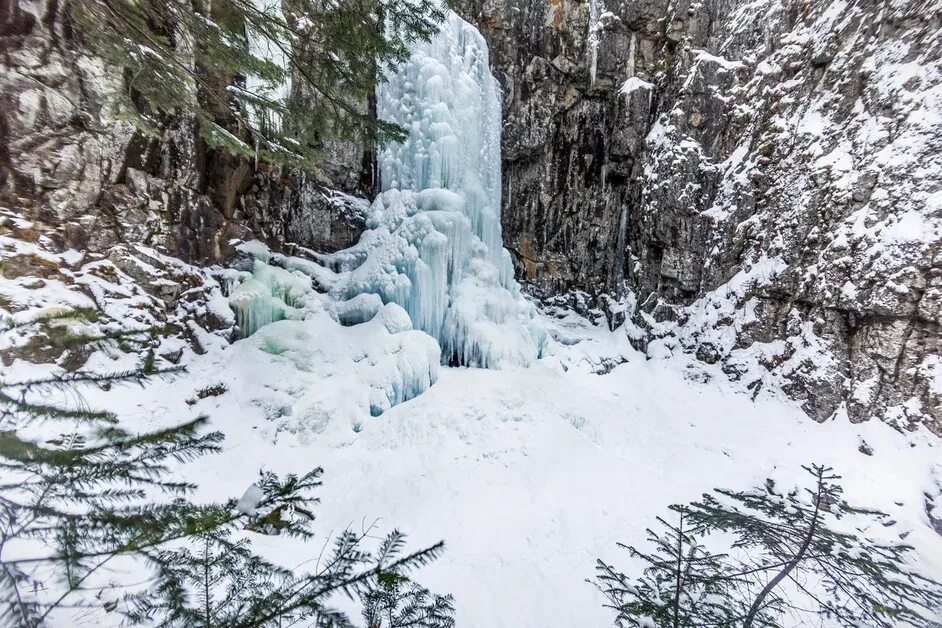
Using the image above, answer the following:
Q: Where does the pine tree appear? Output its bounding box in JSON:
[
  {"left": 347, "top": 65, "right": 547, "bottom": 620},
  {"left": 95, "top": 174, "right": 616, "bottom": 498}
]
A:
[
  {"left": 361, "top": 560, "right": 455, "bottom": 628},
  {"left": 596, "top": 465, "right": 942, "bottom": 627},
  {"left": 67, "top": 0, "right": 448, "bottom": 171},
  {"left": 0, "top": 321, "right": 227, "bottom": 625},
  {"left": 124, "top": 471, "right": 454, "bottom": 627},
  {"left": 0, "top": 318, "right": 453, "bottom": 626},
  {"left": 594, "top": 506, "right": 758, "bottom": 628}
]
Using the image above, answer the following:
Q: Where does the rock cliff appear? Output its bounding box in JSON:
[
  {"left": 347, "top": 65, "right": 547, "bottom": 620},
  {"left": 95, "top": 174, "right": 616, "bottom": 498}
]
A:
[
  {"left": 457, "top": 0, "right": 941, "bottom": 433},
  {"left": 0, "top": 0, "right": 370, "bottom": 264},
  {"left": 2, "top": 0, "right": 939, "bottom": 432}
]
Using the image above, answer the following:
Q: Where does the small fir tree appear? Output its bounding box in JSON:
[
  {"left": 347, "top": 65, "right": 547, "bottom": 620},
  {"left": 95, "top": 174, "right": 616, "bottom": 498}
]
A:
[
  {"left": 361, "top": 564, "right": 455, "bottom": 628},
  {"left": 594, "top": 507, "right": 760, "bottom": 628},
  {"left": 126, "top": 470, "right": 454, "bottom": 627},
  {"left": 596, "top": 465, "right": 942, "bottom": 628}
]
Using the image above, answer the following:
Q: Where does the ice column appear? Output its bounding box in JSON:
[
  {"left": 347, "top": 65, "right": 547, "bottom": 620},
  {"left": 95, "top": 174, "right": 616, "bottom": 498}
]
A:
[
  {"left": 376, "top": 12, "right": 510, "bottom": 282},
  {"left": 245, "top": 0, "right": 291, "bottom": 133},
  {"left": 326, "top": 10, "right": 546, "bottom": 368}
]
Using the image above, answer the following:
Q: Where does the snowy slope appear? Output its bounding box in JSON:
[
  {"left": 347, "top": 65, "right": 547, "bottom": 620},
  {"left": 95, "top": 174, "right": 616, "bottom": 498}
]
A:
[
  {"left": 70, "top": 308, "right": 942, "bottom": 627},
  {"left": 3, "top": 217, "right": 941, "bottom": 626}
]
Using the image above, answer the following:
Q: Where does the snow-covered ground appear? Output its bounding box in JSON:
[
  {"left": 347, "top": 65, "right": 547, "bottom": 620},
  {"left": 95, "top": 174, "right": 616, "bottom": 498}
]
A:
[
  {"left": 76, "top": 307, "right": 941, "bottom": 627},
  {"left": 3, "top": 227, "right": 941, "bottom": 625}
]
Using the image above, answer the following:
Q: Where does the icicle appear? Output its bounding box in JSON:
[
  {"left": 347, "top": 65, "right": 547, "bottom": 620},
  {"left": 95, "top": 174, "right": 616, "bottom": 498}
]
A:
[
  {"left": 229, "top": 279, "right": 288, "bottom": 338},
  {"left": 228, "top": 260, "right": 308, "bottom": 337},
  {"left": 587, "top": 0, "right": 603, "bottom": 87},
  {"left": 245, "top": 0, "right": 291, "bottom": 133}
]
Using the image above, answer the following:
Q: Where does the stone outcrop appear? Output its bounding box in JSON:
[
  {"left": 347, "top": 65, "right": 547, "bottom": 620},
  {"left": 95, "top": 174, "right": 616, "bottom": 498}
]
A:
[
  {"left": 1, "top": 0, "right": 369, "bottom": 264},
  {"left": 457, "top": 0, "right": 941, "bottom": 433}
]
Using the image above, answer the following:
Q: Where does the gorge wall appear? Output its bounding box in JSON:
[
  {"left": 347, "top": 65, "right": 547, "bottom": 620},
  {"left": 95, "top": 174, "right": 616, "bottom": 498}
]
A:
[
  {"left": 0, "top": 0, "right": 371, "bottom": 266},
  {"left": 2, "top": 0, "right": 940, "bottom": 432},
  {"left": 456, "top": 0, "right": 942, "bottom": 433}
]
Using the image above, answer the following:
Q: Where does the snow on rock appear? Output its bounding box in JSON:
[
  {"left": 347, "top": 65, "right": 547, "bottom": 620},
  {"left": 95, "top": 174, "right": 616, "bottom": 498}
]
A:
[
  {"left": 235, "top": 484, "right": 264, "bottom": 516},
  {"left": 615, "top": 0, "right": 942, "bottom": 433},
  {"left": 457, "top": 0, "right": 941, "bottom": 432},
  {"left": 619, "top": 76, "right": 653, "bottom": 97},
  {"left": 0, "top": 208, "right": 234, "bottom": 373}
]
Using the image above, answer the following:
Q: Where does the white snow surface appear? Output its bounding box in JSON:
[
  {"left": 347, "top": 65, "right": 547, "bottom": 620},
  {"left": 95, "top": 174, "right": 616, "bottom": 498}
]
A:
[
  {"left": 59, "top": 307, "right": 942, "bottom": 627},
  {"left": 4, "top": 226, "right": 942, "bottom": 627}
]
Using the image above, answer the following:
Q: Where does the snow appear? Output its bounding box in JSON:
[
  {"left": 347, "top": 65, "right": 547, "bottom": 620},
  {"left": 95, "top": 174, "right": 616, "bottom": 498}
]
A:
[
  {"left": 619, "top": 76, "right": 654, "bottom": 96},
  {"left": 5, "top": 214, "right": 942, "bottom": 628},
  {"left": 236, "top": 484, "right": 264, "bottom": 516},
  {"left": 692, "top": 50, "right": 745, "bottom": 71},
  {"left": 60, "top": 312, "right": 942, "bottom": 628}
]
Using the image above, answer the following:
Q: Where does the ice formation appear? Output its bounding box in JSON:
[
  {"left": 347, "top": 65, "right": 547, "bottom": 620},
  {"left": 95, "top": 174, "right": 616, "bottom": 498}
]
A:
[
  {"left": 245, "top": 0, "right": 291, "bottom": 132},
  {"left": 323, "top": 11, "right": 547, "bottom": 368},
  {"left": 228, "top": 259, "right": 308, "bottom": 337},
  {"left": 225, "top": 10, "right": 545, "bottom": 420},
  {"left": 227, "top": 243, "right": 441, "bottom": 417}
]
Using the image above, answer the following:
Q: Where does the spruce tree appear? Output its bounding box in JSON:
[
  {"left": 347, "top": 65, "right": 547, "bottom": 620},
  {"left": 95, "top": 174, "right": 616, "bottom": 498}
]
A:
[
  {"left": 594, "top": 507, "right": 759, "bottom": 628},
  {"left": 124, "top": 471, "right": 454, "bottom": 627},
  {"left": 596, "top": 465, "right": 942, "bottom": 627},
  {"left": 0, "top": 317, "right": 453, "bottom": 626},
  {"left": 67, "top": 0, "right": 447, "bottom": 171},
  {"left": 0, "top": 320, "right": 225, "bottom": 625}
]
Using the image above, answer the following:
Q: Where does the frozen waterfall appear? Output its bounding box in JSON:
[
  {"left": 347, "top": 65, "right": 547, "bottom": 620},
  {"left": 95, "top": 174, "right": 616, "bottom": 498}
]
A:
[
  {"left": 325, "top": 11, "right": 546, "bottom": 368},
  {"left": 229, "top": 9, "right": 545, "bottom": 404}
]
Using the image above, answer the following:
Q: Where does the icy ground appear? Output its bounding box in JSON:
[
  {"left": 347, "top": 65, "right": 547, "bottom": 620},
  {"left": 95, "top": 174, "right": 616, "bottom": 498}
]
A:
[
  {"left": 72, "top": 305, "right": 942, "bottom": 627},
  {"left": 2, "top": 222, "right": 941, "bottom": 625}
]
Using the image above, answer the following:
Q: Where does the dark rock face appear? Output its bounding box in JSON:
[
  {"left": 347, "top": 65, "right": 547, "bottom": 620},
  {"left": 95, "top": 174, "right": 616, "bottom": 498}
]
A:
[
  {"left": 458, "top": 0, "right": 650, "bottom": 291},
  {"left": 1, "top": 0, "right": 135, "bottom": 244},
  {"left": 0, "top": 0, "right": 369, "bottom": 263},
  {"left": 458, "top": 0, "right": 941, "bottom": 433}
]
